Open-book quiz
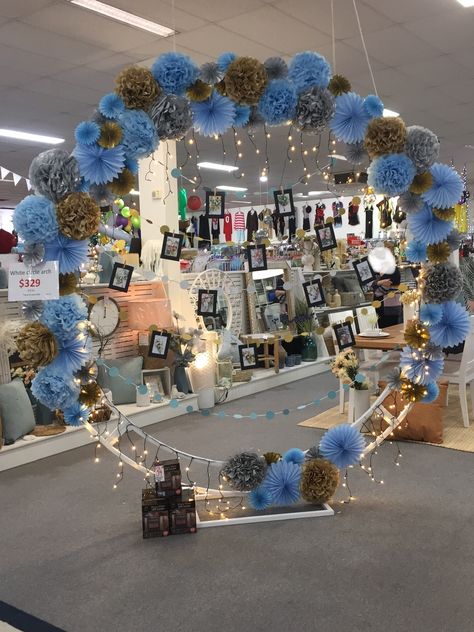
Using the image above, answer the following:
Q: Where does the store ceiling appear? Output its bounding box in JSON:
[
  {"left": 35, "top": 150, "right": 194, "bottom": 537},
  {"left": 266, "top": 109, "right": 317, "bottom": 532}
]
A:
[{"left": 1, "top": 0, "right": 474, "bottom": 208}]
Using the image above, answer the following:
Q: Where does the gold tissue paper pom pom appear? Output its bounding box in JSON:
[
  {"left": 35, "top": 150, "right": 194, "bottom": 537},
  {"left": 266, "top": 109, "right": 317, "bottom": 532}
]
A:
[
  {"left": 17, "top": 322, "right": 58, "bottom": 368},
  {"left": 224, "top": 56, "right": 268, "bottom": 105},
  {"left": 57, "top": 192, "right": 100, "bottom": 241},
  {"left": 186, "top": 79, "right": 213, "bottom": 102},
  {"left": 401, "top": 379, "right": 428, "bottom": 403},
  {"left": 59, "top": 273, "right": 78, "bottom": 296},
  {"left": 300, "top": 458, "right": 340, "bottom": 504},
  {"left": 115, "top": 65, "right": 160, "bottom": 110},
  {"left": 364, "top": 116, "right": 407, "bottom": 158},
  {"left": 427, "top": 241, "right": 451, "bottom": 264},
  {"left": 409, "top": 171, "right": 433, "bottom": 195},
  {"left": 79, "top": 382, "right": 102, "bottom": 407},
  {"left": 433, "top": 206, "right": 456, "bottom": 221},
  {"left": 108, "top": 168, "right": 135, "bottom": 196},
  {"left": 328, "top": 74, "right": 352, "bottom": 96},
  {"left": 404, "top": 319, "right": 430, "bottom": 349},
  {"left": 214, "top": 79, "right": 228, "bottom": 97},
  {"left": 98, "top": 121, "right": 123, "bottom": 149},
  {"left": 263, "top": 451, "right": 282, "bottom": 465}
]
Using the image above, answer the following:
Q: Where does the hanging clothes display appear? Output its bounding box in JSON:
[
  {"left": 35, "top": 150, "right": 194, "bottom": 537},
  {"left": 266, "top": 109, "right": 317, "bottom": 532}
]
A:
[
  {"left": 315, "top": 203, "right": 325, "bottom": 227},
  {"left": 332, "top": 202, "right": 343, "bottom": 227},
  {"left": 364, "top": 203, "right": 374, "bottom": 239},
  {"left": 288, "top": 214, "right": 296, "bottom": 242},
  {"left": 198, "top": 214, "right": 211, "bottom": 249},
  {"left": 377, "top": 197, "right": 392, "bottom": 229},
  {"left": 348, "top": 200, "right": 360, "bottom": 226},
  {"left": 234, "top": 210, "right": 246, "bottom": 243},
  {"left": 258, "top": 208, "right": 273, "bottom": 237},
  {"left": 278, "top": 214, "right": 286, "bottom": 236},
  {"left": 211, "top": 218, "right": 220, "bottom": 245},
  {"left": 272, "top": 208, "right": 280, "bottom": 237},
  {"left": 246, "top": 208, "right": 259, "bottom": 242},
  {"left": 303, "top": 205, "right": 312, "bottom": 231},
  {"left": 393, "top": 204, "right": 406, "bottom": 225},
  {"left": 223, "top": 211, "right": 233, "bottom": 242}
]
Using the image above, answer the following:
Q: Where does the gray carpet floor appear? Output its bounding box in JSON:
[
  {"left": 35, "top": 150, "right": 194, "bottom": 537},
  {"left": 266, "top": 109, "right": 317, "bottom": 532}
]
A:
[{"left": 2, "top": 370, "right": 474, "bottom": 632}]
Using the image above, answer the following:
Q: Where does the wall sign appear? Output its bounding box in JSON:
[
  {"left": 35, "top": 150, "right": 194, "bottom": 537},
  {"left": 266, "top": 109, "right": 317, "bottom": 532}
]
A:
[{"left": 8, "top": 261, "right": 59, "bottom": 302}]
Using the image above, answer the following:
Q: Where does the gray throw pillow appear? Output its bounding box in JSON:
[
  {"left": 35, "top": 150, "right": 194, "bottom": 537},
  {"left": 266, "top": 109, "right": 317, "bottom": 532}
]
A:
[
  {"left": 0, "top": 379, "right": 36, "bottom": 444},
  {"left": 97, "top": 357, "right": 143, "bottom": 405}
]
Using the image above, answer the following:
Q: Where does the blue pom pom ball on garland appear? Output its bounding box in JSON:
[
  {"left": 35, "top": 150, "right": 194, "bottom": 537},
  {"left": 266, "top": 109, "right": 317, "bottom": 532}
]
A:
[
  {"left": 429, "top": 301, "right": 470, "bottom": 348},
  {"left": 119, "top": 109, "right": 158, "bottom": 160},
  {"left": 263, "top": 460, "right": 301, "bottom": 505},
  {"left": 419, "top": 303, "right": 443, "bottom": 326},
  {"left": 258, "top": 79, "right": 297, "bottom": 125},
  {"left": 399, "top": 346, "right": 444, "bottom": 385},
  {"left": 422, "top": 163, "right": 463, "bottom": 209},
  {"left": 407, "top": 204, "right": 453, "bottom": 245},
  {"left": 41, "top": 295, "right": 88, "bottom": 340},
  {"left": 421, "top": 382, "right": 440, "bottom": 404},
  {"left": 363, "top": 94, "right": 384, "bottom": 118},
  {"left": 73, "top": 143, "right": 125, "bottom": 185},
  {"left": 63, "top": 401, "right": 91, "bottom": 426},
  {"left": 288, "top": 51, "right": 331, "bottom": 92},
  {"left": 249, "top": 486, "right": 273, "bottom": 511},
  {"left": 99, "top": 93, "right": 125, "bottom": 119},
  {"left": 233, "top": 104, "right": 251, "bottom": 127},
  {"left": 13, "top": 195, "right": 58, "bottom": 244},
  {"left": 283, "top": 447, "right": 305, "bottom": 465},
  {"left": 330, "top": 92, "right": 371, "bottom": 144},
  {"left": 319, "top": 424, "right": 365, "bottom": 469},
  {"left": 217, "top": 52, "right": 236, "bottom": 73},
  {"left": 191, "top": 91, "right": 236, "bottom": 137},
  {"left": 367, "top": 153, "right": 416, "bottom": 197},
  {"left": 31, "top": 367, "right": 80, "bottom": 411},
  {"left": 405, "top": 240, "right": 427, "bottom": 263},
  {"left": 152, "top": 51, "right": 199, "bottom": 95},
  {"left": 75, "top": 121, "right": 100, "bottom": 146}
]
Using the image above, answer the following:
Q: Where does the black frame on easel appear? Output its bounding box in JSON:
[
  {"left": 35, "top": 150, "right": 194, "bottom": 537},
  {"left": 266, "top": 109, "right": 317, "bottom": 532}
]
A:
[
  {"left": 206, "top": 191, "right": 226, "bottom": 218},
  {"left": 160, "top": 232, "right": 184, "bottom": 261},
  {"left": 352, "top": 256, "right": 376, "bottom": 288},
  {"left": 334, "top": 322, "right": 356, "bottom": 350},
  {"left": 273, "top": 188, "right": 295, "bottom": 217},
  {"left": 315, "top": 223, "right": 337, "bottom": 252},
  {"left": 303, "top": 279, "right": 326, "bottom": 307},
  {"left": 108, "top": 262, "right": 133, "bottom": 293},
  {"left": 239, "top": 343, "right": 258, "bottom": 370},
  {"left": 197, "top": 289, "right": 218, "bottom": 316},
  {"left": 148, "top": 331, "right": 171, "bottom": 359},
  {"left": 246, "top": 244, "right": 268, "bottom": 272}
]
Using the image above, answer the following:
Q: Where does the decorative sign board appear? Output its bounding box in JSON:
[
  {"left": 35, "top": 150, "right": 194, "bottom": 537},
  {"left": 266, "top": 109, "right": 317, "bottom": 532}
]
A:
[{"left": 8, "top": 261, "right": 59, "bottom": 301}]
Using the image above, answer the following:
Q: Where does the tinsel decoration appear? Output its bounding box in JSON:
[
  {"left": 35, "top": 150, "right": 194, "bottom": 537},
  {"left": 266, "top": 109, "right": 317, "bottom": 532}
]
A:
[
  {"left": 62, "top": 402, "right": 90, "bottom": 427},
  {"left": 344, "top": 141, "right": 368, "bottom": 165},
  {"left": 44, "top": 234, "right": 89, "bottom": 275},
  {"left": 220, "top": 452, "right": 266, "bottom": 491},
  {"left": 407, "top": 204, "right": 453, "bottom": 245},
  {"left": 108, "top": 168, "right": 135, "bottom": 196},
  {"left": 73, "top": 143, "right": 125, "bottom": 185},
  {"left": 186, "top": 79, "right": 213, "bottom": 102},
  {"left": 29, "top": 149, "right": 80, "bottom": 203},
  {"left": 22, "top": 301, "right": 43, "bottom": 321},
  {"left": 233, "top": 104, "right": 251, "bottom": 127},
  {"left": 398, "top": 191, "right": 423, "bottom": 214},
  {"left": 13, "top": 195, "right": 58, "bottom": 244},
  {"left": 419, "top": 303, "right": 443, "bottom": 326},
  {"left": 199, "top": 62, "right": 223, "bottom": 85},
  {"left": 56, "top": 192, "right": 100, "bottom": 240},
  {"left": 399, "top": 346, "right": 444, "bottom": 385},
  {"left": 410, "top": 171, "right": 433, "bottom": 195},
  {"left": 88, "top": 183, "right": 115, "bottom": 206},
  {"left": 99, "top": 93, "right": 125, "bottom": 119},
  {"left": 319, "top": 423, "right": 366, "bottom": 469},
  {"left": 364, "top": 116, "right": 407, "bottom": 158},
  {"left": 430, "top": 300, "right": 471, "bottom": 348},
  {"left": 59, "top": 273, "right": 78, "bottom": 296},
  {"left": 426, "top": 241, "right": 451, "bottom": 264},
  {"left": 75, "top": 121, "right": 100, "bottom": 146},
  {"left": 403, "top": 320, "right": 430, "bottom": 349},
  {"left": 287, "top": 51, "right": 331, "bottom": 91},
  {"left": 423, "top": 262, "right": 463, "bottom": 304},
  {"left": 328, "top": 74, "right": 351, "bottom": 96},
  {"left": 405, "top": 125, "right": 440, "bottom": 173},
  {"left": 263, "top": 460, "right": 301, "bottom": 505},
  {"left": 224, "top": 56, "right": 268, "bottom": 105},
  {"left": 363, "top": 94, "right": 384, "bottom": 118},
  {"left": 151, "top": 51, "right": 198, "bottom": 95},
  {"left": 249, "top": 486, "right": 273, "bottom": 511},
  {"left": 367, "top": 153, "right": 416, "bottom": 197},
  {"left": 283, "top": 448, "right": 305, "bottom": 465},
  {"left": 330, "top": 92, "right": 371, "bottom": 144},
  {"left": 115, "top": 66, "right": 160, "bottom": 110},
  {"left": 264, "top": 57, "right": 288, "bottom": 80},
  {"left": 293, "top": 86, "right": 335, "bottom": 134},
  {"left": 150, "top": 94, "right": 193, "bottom": 140},
  {"left": 98, "top": 121, "right": 123, "bottom": 149},
  {"left": 433, "top": 207, "right": 456, "bottom": 221},
  {"left": 421, "top": 382, "right": 440, "bottom": 404},
  {"left": 79, "top": 381, "right": 102, "bottom": 407},
  {"left": 300, "top": 458, "right": 339, "bottom": 504},
  {"left": 16, "top": 322, "right": 58, "bottom": 368},
  {"left": 422, "top": 163, "right": 463, "bottom": 209},
  {"left": 31, "top": 368, "right": 79, "bottom": 411},
  {"left": 119, "top": 110, "right": 158, "bottom": 160},
  {"left": 400, "top": 379, "right": 428, "bottom": 403},
  {"left": 258, "top": 79, "right": 297, "bottom": 125},
  {"left": 23, "top": 243, "right": 45, "bottom": 268},
  {"left": 405, "top": 240, "right": 426, "bottom": 263},
  {"left": 49, "top": 334, "right": 92, "bottom": 375},
  {"left": 386, "top": 367, "right": 403, "bottom": 391},
  {"left": 263, "top": 451, "right": 281, "bottom": 465},
  {"left": 446, "top": 229, "right": 462, "bottom": 251},
  {"left": 191, "top": 91, "right": 236, "bottom": 137}
]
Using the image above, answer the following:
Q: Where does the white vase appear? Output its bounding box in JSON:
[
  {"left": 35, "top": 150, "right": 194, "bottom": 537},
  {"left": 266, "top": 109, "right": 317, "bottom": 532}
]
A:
[
  {"left": 403, "top": 303, "right": 416, "bottom": 324},
  {"left": 347, "top": 388, "right": 370, "bottom": 423}
]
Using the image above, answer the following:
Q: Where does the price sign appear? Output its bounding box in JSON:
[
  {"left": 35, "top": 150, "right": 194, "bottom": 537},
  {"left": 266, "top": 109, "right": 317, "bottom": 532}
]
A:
[{"left": 8, "top": 261, "right": 59, "bottom": 302}]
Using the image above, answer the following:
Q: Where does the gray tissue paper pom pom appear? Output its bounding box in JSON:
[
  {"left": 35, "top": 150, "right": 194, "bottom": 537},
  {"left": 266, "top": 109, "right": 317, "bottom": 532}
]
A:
[
  {"left": 264, "top": 56, "right": 288, "bottom": 80},
  {"left": 446, "top": 229, "right": 462, "bottom": 252},
  {"left": 89, "top": 183, "right": 115, "bottom": 206},
  {"left": 398, "top": 191, "right": 423, "bottom": 214},
  {"left": 345, "top": 141, "right": 368, "bottom": 165},
  {"left": 29, "top": 149, "right": 80, "bottom": 203},
  {"left": 423, "top": 262, "right": 463, "bottom": 304},
  {"left": 199, "top": 61, "right": 223, "bottom": 85},
  {"left": 304, "top": 445, "right": 320, "bottom": 461},
  {"left": 294, "top": 86, "right": 335, "bottom": 135},
  {"left": 150, "top": 94, "right": 193, "bottom": 141},
  {"left": 405, "top": 125, "right": 440, "bottom": 174},
  {"left": 220, "top": 452, "right": 267, "bottom": 491}
]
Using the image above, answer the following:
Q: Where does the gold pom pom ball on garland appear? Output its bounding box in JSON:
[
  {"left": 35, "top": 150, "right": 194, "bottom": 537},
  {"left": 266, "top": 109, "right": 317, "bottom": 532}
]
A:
[
  {"left": 433, "top": 207, "right": 456, "bottom": 221},
  {"left": 263, "top": 451, "right": 282, "bottom": 465},
  {"left": 224, "top": 56, "right": 268, "bottom": 105},
  {"left": 17, "top": 322, "right": 58, "bottom": 368},
  {"left": 79, "top": 381, "right": 102, "bottom": 407},
  {"left": 115, "top": 65, "right": 160, "bottom": 110},
  {"left": 328, "top": 74, "right": 351, "bottom": 97},
  {"left": 98, "top": 121, "right": 123, "bottom": 149},
  {"left": 404, "top": 319, "right": 430, "bottom": 350},
  {"left": 186, "top": 79, "right": 213, "bottom": 102},
  {"left": 57, "top": 192, "right": 100, "bottom": 241},
  {"left": 214, "top": 79, "right": 228, "bottom": 97},
  {"left": 409, "top": 171, "right": 433, "bottom": 195},
  {"left": 59, "top": 273, "right": 78, "bottom": 296},
  {"left": 401, "top": 379, "right": 428, "bottom": 403},
  {"left": 300, "top": 458, "right": 339, "bottom": 504},
  {"left": 427, "top": 241, "right": 451, "bottom": 264},
  {"left": 364, "top": 116, "right": 407, "bottom": 158},
  {"left": 108, "top": 168, "right": 135, "bottom": 196}
]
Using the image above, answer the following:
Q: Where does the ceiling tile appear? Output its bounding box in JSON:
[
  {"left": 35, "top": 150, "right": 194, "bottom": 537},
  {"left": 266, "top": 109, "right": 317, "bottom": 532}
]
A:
[
  {"left": 125, "top": 38, "right": 208, "bottom": 65},
  {"left": 360, "top": 0, "right": 457, "bottom": 23},
  {"left": 0, "top": 0, "right": 56, "bottom": 19},
  {"left": 52, "top": 66, "right": 115, "bottom": 93},
  {"left": 405, "top": 11, "right": 474, "bottom": 54},
  {"left": 174, "top": 0, "right": 265, "bottom": 22},
  {"left": 105, "top": 0, "right": 208, "bottom": 32},
  {"left": 315, "top": 41, "right": 386, "bottom": 80},
  {"left": 0, "top": 66, "right": 40, "bottom": 88},
  {"left": 396, "top": 55, "right": 470, "bottom": 88},
  {"left": 88, "top": 52, "right": 148, "bottom": 73},
  {"left": 0, "top": 42, "right": 75, "bottom": 76},
  {"left": 437, "top": 79, "right": 474, "bottom": 104},
  {"left": 26, "top": 77, "right": 104, "bottom": 107}
]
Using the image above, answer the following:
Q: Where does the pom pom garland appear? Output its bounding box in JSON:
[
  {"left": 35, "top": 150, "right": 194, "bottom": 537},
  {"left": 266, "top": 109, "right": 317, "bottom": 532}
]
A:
[
  {"left": 99, "top": 93, "right": 125, "bottom": 119},
  {"left": 31, "top": 367, "right": 80, "bottom": 411},
  {"left": 330, "top": 92, "right": 371, "bottom": 144},
  {"left": 186, "top": 79, "right": 213, "bottom": 102},
  {"left": 429, "top": 301, "right": 470, "bottom": 348},
  {"left": 49, "top": 333, "right": 92, "bottom": 375},
  {"left": 119, "top": 110, "right": 158, "bottom": 160},
  {"left": 79, "top": 382, "right": 102, "bottom": 407},
  {"left": 16, "top": 322, "right": 58, "bottom": 368},
  {"left": 328, "top": 74, "right": 351, "bottom": 96},
  {"left": 433, "top": 207, "right": 456, "bottom": 221},
  {"left": 73, "top": 143, "right": 125, "bottom": 185},
  {"left": 59, "top": 273, "right": 78, "bottom": 296},
  {"left": 407, "top": 204, "right": 453, "bottom": 245},
  {"left": 403, "top": 320, "right": 430, "bottom": 349},
  {"left": 40, "top": 295, "right": 88, "bottom": 340},
  {"left": 419, "top": 303, "right": 443, "bottom": 326},
  {"left": 400, "top": 379, "right": 428, "bottom": 403},
  {"left": 405, "top": 125, "right": 440, "bottom": 173},
  {"left": 199, "top": 62, "right": 223, "bottom": 85},
  {"left": 150, "top": 94, "right": 193, "bottom": 141},
  {"left": 367, "top": 153, "right": 416, "bottom": 197},
  {"left": 288, "top": 51, "right": 331, "bottom": 92},
  {"left": 405, "top": 240, "right": 426, "bottom": 263},
  {"left": 345, "top": 141, "right": 368, "bottom": 165},
  {"left": 364, "top": 116, "right": 406, "bottom": 158},
  {"left": 263, "top": 451, "right": 282, "bottom": 465},
  {"left": 422, "top": 263, "right": 463, "bottom": 304},
  {"left": 319, "top": 424, "right": 366, "bottom": 469},
  {"left": 421, "top": 382, "right": 440, "bottom": 404},
  {"left": 398, "top": 191, "right": 423, "bottom": 214},
  {"left": 98, "top": 121, "right": 123, "bottom": 149},
  {"left": 75, "top": 121, "right": 100, "bottom": 146},
  {"left": 217, "top": 52, "right": 236, "bottom": 73},
  {"left": 233, "top": 104, "right": 251, "bottom": 127},
  {"left": 409, "top": 171, "right": 433, "bottom": 195},
  {"left": 300, "top": 458, "right": 339, "bottom": 504},
  {"left": 427, "top": 241, "right": 451, "bottom": 264},
  {"left": 293, "top": 86, "right": 335, "bottom": 134},
  {"left": 13, "top": 195, "right": 58, "bottom": 244},
  {"left": 258, "top": 79, "right": 297, "bottom": 125},
  {"left": 108, "top": 168, "right": 135, "bottom": 196},
  {"left": 56, "top": 192, "right": 100, "bottom": 241},
  {"left": 224, "top": 56, "right": 268, "bottom": 105},
  {"left": 220, "top": 452, "right": 266, "bottom": 491},
  {"left": 151, "top": 52, "right": 198, "bottom": 95},
  {"left": 44, "top": 234, "right": 89, "bottom": 274},
  {"left": 249, "top": 486, "right": 273, "bottom": 511},
  {"left": 88, "top": 183, "right": 115, "bottom": 206},
  {"left": 115, "top": 66, "right": 160, "bottom": 110},
  {"left": 282, "top": 448, "right": 305, "bottom": 465},
  {"left": 399, "top": 346, "right": 444, "bottom": 385},
  {"left": 63, "top": 401, "right": 91, "bottom": 427},
  {"left": 363, "top": 94, "right": 384, "bottom": 118},
  {"left": 29, "top": 149, "right": 80, "bottom": 203},
  {"left": 422, "top": 163, "right": 463, "bottom": 209},
  {"left": 262, "top": 460, "right": 301, "bottom": 505},
  {"left": 446, "top": 229, "right": 462, "bottom": 251},
  {"left": 386, "top": 367, "right": 403, "bottom": 391},
  {"left": 263, "top": 57, "right": 288, "bottom": 80},
  {"left": 191, "top": 92, "right": 236, "bottom": 137}
]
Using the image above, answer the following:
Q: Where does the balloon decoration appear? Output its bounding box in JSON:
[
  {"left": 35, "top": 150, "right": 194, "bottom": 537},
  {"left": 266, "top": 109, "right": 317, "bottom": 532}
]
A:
[
  {"left": 115, "top": 214, "right": 128, "bottom": 228},
  {"left": 120, "top": 205, "right": 131, "bottom": 218},
  {"left": 187, "top": 194, "right": 202, "bottom": 211},
  {"left": 178, "top": 187, "right": 188, "bottom": 220}
]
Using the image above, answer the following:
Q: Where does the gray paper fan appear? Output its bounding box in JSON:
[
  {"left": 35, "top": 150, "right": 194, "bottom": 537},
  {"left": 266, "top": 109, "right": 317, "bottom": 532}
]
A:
[
  {"left": 199, "top": 62, "right": 223, "bottom": 85},
  {"left": 22, "top": 301, "right": 43, "bottom": 321},
  {"left": 345, "top": 141, "right": 368, "bottom": 165},
  {"left": 398, "top": 191, "right": 423, "bottom": 214},
  {"left": 23, "top": 243, "right": 45, "bottom": 268},
  {"left": 150, "top": 94, "right": 193, "bottom": 140}
]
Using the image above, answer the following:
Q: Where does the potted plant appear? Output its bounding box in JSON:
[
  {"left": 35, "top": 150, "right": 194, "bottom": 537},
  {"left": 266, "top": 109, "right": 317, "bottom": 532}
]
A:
[
  {"left": 294, "top": 298, "right": 318, "bottom": 362},
  {"left": 331, "top": 349, "right": 371, "bottom": 422}
]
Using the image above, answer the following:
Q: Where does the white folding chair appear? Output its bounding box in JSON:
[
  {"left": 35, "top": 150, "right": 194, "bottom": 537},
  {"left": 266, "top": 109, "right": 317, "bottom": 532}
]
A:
[
  {"left": 440, "top": 315, "right": 474, "bottom": 427},
  {"left": 328, "top": 310, "right": 355, "bottom": 413}
]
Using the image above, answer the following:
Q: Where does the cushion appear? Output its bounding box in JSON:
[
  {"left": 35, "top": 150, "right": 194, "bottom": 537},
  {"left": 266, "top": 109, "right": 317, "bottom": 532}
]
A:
[
  {"left": 0, "top": 379, "right": 36, "bottom": 444},
  {"left": 97, "top": 356, "right": 143, "bottom": 404}
]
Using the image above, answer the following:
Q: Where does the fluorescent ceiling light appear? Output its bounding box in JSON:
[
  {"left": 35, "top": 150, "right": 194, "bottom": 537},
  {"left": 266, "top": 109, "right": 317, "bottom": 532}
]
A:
[
  {"left": 216, "top": 185, "right": 247, "bottom": 192},
  {"left": 197, "top": 162, "right": 238, "bottom": 172},
  {"left": 259, "top": 175, "right": 268, "bottom": 182},
  {"left": 383, "top": 108, "right": 400, "bottom": 117},
  {"left": 69, "top": 0, "right": 175, "bottom": 36},
  {"left": 229, "top": 200, "right": 251, "bottom": 204},
  {"left": 308, "top": 190, "right": 327, "bottom": 195},
  {"left": 0, "top": 128, "right": 64, "bottom": 145},
  {"left": 329, "top": 154, "right": 348, "bottom": 161},
  {"left": 457, "top": 0, "right": 474, "bottom": 6}
]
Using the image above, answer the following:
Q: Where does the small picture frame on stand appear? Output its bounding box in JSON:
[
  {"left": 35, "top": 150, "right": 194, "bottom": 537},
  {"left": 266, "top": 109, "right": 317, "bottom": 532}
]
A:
[
  {"left": 239, "top": 344, "right": 258, "bottom": 370},
  {"left": 109, "top": 262, "right": 133, "bottom": 292},
  {"left": 334, "top": 322, "right": 356, "bottom": 350},
  {"left": 160, "top": 232, "right": 184, "bottom": 261},
  {"left": 197, "top": 289, "right": 218, "bottom": 316},
  {"left": 352, "top": 257, "right": 376, "bottom": 288},
  {"left": 148, "top": 331, "right": 171, "bottom": 359},
  {"left": 315, "top": 223, "right": 337, "bottom": 252},
  {"left": 206, "top": 191, "right": 225, "bottom": 218},
  {"left": 273, "top": 188, "right": 295, "bottom": 217},
  {"left": 246, "top": 244, "right": 267, "bottom": 272},
  {"left": 303, "top": 279, "right": 325, "bottom": 307}
]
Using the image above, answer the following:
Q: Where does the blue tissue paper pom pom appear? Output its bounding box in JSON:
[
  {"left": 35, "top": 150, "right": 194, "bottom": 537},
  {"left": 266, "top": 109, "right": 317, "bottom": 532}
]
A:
[
  {"left": 73, "top": 143, "right": 125, "bottom": 185},
  {"left": 399, "top": 346, "right": 444, "bottom": 385},
  {"left": 263, "top": 460, "right": 301, "bottom": 506},
  {"left": 99, "top": 93, "right": 125, "bottom": 119},
  {"left": 319, "top": 423, "right": 365, "bottom": 469},
  {"left": 44, "top": 234, "right": 89, "bottom": 274},
  {"left": 430, "top": 301, "right": 470, "bottom": 348},
  {"left": 258, "top": 79, "right": 297, "bottom": 125},
  {"left": 288, "top": 51, "right": 331, "bottom": 92},
  {"left": 124, "top": 156, "right": 139, "bottom": 174},
  {"left": 49, "top": 334, "right": 92, "bottom": 375},
  {"left": 63, "top": 401, "right": 91, "bottom": 426},
  {"left": 217, "top": 52, "right": 236, "bottom": 72},
  {"left": 367, "top": 153, "right": 416, "bottom": 197},
  {"left": 363, "top": 94, "right": 384, "bottom": 118},
  {"left": 152, "top": 51, "right": 199, "bottom": 95},
  {"left": 119, "top": 110, "right": 158, "bottom": 160},
  {"left": 283, "top": 447, "right": 305, "bottom": 465},
  {"left": 31, "top": 367, "right": 80, "bottom": 411},
  {"left": 405, "top": 240, "right": 427, "bottom": 263},
  {"left": 422, "top": 163, "right": 463, "bottom": 209},
  {"left": 249, "top": 486, "right": 273, "bottom": 511},
  {"left": 41, "top": 295, "right": 88, "bottom": 340},
  {"left": 419, "top": 303, "right": 443, "bottom": 325},
  {"left": 233, "top": 104, "right": 251, "bottom": 127},
  {"left": 74, "top": 121, "right": 100, "bottom": 145},
  {"left": 407, "top": 203, "right": 453, "bottom": 245},
  {"left": 330, "top": 92, "right": 371, "bottom": 144},
  {"left": 191, "top": 91, "right": 236, "bottom": 137},
  {"left": 13, "top": 195, "right": 58, "bottom": 244},
  {"left": 421, "top": 382, "right": 439, "bottom": 404}
]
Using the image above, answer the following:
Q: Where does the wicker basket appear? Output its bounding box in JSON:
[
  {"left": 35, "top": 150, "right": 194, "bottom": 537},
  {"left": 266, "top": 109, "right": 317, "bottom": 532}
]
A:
[{"left": 232, "top": 369, "right": 253, "bottom": 382}]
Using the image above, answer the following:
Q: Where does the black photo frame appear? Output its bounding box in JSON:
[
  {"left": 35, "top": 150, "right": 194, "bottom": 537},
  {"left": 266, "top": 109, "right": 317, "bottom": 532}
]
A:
[
  {"left": 246, "top": 244, "right": 267, "bottom": 272},
  {"left": 239, "top": 344, "right": 258, "bottom": 370},
  {"left": 205, "top": 191, "right": 225, "bottom": 218},
  {"left": 108, "top": 262, "right": 133, "bottom": 293},
  {"left": 160, "top": 232, "right": 184, "bottom": 261},
  {"left": 148, "top": 331, "right": 171, "bottom": 359},
  {"left": 303, "top": 279, "right": 326, "bottom": 307},
  {"left": 273, "top": 188, "right": 295, "bottom": 217},
  {"left": 352, "top": 257, "right": 376, "bottom": 288},
  {"left": 197, "top": 289, "right": 218, "bottom": 316},
  {"left": 315, "top": 223, "right": 337, "bottom": 252},
  {"left": 334, "top": 322, "right": 356, "bottom": 351}
]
